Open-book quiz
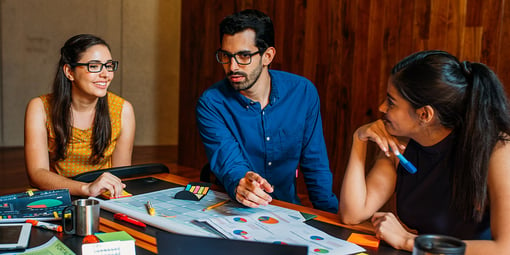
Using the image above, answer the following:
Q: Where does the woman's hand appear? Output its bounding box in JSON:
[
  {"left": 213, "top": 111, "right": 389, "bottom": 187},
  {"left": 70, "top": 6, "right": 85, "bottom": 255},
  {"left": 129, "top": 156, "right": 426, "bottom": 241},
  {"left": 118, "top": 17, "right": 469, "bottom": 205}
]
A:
[
  {"left": 84, "top": 172, "right": 126, "bottom": 198},
  {"left": 371, "top": 212, "right": 416, "bottom": 251},
  {"left": 356, "top": 120, "right": 405, "bottom": 157}
]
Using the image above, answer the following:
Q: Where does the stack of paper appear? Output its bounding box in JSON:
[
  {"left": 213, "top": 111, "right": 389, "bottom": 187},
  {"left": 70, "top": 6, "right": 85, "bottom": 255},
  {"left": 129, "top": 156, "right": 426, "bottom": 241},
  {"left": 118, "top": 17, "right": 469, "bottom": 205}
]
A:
[
  {"left": 198, "top": 211, "right": 365, "bottom": 255},
  {"left": 96, "top": 187, "right": 366, "bottom": 255}
]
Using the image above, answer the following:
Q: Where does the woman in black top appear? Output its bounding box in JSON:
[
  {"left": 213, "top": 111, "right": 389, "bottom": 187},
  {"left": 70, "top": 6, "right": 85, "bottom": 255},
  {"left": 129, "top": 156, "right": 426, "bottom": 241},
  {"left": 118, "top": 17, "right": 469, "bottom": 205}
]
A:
[{"left": 339, "top": 50, "right": 510, "bottom": 253}]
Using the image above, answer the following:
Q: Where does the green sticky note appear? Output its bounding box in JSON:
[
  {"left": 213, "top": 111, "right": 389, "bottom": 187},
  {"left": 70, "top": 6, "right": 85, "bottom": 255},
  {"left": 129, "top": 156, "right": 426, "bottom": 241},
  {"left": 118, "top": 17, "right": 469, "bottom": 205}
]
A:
[
  {"left": 300, "top": 212, "right": 317, "bottom": 221},
  {"left": 95, "top": 231, "right": 135, "bottom": 242}
]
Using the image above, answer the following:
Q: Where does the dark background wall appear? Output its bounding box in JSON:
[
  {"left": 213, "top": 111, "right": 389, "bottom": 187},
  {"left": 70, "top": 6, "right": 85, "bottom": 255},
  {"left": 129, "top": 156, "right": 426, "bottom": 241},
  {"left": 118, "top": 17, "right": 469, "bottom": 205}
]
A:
[{"left": 178, "top": 0, "right": 510, "bottom": 197}]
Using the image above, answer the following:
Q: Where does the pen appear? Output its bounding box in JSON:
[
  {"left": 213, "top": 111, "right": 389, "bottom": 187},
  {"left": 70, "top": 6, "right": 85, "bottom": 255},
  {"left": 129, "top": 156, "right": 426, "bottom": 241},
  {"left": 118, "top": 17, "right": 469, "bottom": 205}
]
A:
[
  {"left": 146, "top": 200, "right": 156, "bottom": 216},
  {"left": 113, "top": 213, "right": 147, "bottom": 227},
  {"left": 202, "top": 199, "right": 230, "bottom": 211},
  {"left": 394, "top": 150, "right": 417, "bottom": 174},
  {"left": 26, "top": 219, "right": 63, "bottom": 232}
]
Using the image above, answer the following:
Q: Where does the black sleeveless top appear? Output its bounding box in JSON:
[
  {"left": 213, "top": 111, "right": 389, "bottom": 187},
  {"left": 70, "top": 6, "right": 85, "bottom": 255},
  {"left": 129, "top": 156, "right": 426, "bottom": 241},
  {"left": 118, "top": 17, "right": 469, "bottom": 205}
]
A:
[{"left": 396, "top": 133, "right": 491, "bottom": 239}]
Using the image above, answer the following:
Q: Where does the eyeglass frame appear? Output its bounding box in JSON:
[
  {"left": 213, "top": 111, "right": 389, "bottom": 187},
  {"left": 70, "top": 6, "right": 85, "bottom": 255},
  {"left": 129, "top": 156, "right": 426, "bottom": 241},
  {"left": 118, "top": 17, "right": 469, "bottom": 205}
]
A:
[
  {"left": 215, "top": 49, "right": 263, "bottom": 65},
  {"left": 70, "top": 60, "right": 119, "bottom": 73}
]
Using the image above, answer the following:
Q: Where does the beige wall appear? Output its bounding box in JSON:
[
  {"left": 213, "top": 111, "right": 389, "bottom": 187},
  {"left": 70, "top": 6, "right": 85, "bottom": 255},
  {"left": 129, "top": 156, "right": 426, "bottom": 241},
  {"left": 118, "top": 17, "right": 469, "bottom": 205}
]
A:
[{"left": 0, "top": 0, "right": 180, "bottom": 146}]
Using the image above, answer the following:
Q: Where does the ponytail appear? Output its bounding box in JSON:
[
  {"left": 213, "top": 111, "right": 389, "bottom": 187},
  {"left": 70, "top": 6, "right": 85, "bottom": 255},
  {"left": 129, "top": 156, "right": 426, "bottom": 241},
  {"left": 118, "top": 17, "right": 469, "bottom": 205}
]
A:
[{"left": 454, "top": 62, "right": 510, "bottom": 220}]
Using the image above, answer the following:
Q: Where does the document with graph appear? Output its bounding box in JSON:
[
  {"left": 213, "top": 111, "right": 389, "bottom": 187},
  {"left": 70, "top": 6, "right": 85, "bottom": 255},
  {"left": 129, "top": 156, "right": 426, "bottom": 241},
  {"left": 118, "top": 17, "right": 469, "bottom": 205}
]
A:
[
  {"left": 0, "top": 189, "right": 71, "bottom": 222},
  {"left": 94, "top": 187, "right": 305, "bottom": 237},
  {"left": 199, "top": 212, "right": 365, "bottom": 255},
  {"left": 96, "top": 187, "right": 365, "bottom": 254}
]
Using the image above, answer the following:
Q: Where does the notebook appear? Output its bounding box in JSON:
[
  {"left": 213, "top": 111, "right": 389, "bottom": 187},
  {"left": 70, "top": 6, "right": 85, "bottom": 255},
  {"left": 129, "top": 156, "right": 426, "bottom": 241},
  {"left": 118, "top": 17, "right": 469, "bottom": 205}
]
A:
[{"left": 156, "top": 231, "right": 307, "bottom": 255}]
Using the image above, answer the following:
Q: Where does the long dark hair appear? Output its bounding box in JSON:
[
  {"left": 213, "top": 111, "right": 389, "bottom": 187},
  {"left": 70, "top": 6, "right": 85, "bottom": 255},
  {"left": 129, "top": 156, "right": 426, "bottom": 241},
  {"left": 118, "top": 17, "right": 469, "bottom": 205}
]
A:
[
  {"left": 52, "top": 34, "right": 112, "bottom": 164},
  {"left": 391, "top": 50, "right": 510, "bottom": 221}
]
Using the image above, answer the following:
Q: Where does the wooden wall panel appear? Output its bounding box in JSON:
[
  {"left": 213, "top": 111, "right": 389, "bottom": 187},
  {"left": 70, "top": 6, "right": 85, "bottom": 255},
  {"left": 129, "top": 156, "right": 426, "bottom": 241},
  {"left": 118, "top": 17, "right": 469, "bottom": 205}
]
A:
[{"left": 179, "top": 0, "right": 510, "bottom": 199}]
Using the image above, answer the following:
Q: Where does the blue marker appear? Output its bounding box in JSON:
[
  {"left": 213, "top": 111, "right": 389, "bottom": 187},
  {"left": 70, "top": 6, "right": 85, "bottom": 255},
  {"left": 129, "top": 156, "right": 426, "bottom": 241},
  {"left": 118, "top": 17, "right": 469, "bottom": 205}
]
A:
[{"left": 394, "top": 150, "right": 417, "bottom": 174}]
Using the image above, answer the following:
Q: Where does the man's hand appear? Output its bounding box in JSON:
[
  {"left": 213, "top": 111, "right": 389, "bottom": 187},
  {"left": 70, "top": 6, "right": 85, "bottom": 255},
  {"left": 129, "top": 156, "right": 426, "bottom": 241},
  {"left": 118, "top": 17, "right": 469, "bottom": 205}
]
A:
[{"left": 235, "top": 171, "right": 274, "bottom": 207}]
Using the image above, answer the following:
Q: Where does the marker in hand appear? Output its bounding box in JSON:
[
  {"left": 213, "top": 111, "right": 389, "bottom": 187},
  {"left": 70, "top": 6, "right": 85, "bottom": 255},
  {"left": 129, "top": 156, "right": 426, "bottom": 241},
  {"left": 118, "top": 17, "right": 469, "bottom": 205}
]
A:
[{"left": 393, "top": 150, "right": 417, "bottom": 174}]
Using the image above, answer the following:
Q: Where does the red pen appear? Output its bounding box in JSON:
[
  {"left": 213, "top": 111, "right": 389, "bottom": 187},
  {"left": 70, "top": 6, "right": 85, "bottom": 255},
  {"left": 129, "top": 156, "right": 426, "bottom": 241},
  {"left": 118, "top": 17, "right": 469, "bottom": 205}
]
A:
[{"left": 113, "top": 213, "right": 147, "bottom": 227}]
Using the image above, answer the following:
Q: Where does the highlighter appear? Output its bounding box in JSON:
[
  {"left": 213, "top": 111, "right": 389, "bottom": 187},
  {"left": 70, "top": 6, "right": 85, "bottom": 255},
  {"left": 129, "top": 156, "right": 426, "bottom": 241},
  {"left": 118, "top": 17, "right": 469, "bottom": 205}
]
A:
[
  {"left": 26, "top": 219, "right": 63, "bottom": 232},
  {"left": 393, "top": 150, "right": 417, "bottom": 174}
]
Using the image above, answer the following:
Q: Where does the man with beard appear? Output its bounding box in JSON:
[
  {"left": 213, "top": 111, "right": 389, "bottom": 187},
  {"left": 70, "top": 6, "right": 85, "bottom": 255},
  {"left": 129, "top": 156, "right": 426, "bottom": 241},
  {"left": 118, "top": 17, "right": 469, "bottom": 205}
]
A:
[{"left": 196, "top": 9, "right": 338, "bottom": 213}]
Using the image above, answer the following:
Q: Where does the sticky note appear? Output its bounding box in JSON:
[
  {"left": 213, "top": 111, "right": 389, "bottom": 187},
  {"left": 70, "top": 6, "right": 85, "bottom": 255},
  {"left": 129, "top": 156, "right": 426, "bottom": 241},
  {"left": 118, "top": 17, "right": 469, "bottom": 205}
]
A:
[
  {"left": 100, "top": 190, "right": 132, "bottom": 199},
  {"left": 347, "top": 233, "right": 380, "bottom": 248},
  {"left": 95, "top": 231, "right": 135, "bottom": 242}
]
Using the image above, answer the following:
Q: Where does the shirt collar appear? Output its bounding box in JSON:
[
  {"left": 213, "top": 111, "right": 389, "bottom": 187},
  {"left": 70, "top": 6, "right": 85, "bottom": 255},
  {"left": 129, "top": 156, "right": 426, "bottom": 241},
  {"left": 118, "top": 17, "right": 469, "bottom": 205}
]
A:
[
  {"left": 223, "top": 70, "right": 281, "bottom": 108},
  {"left": 234, "top": 70, "right": 281, "bottom": 108}
]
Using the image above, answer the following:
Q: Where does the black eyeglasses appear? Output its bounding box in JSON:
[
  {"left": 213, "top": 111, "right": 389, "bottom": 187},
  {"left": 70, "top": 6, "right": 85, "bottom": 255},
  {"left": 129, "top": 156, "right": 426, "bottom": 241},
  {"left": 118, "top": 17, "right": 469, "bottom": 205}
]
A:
[
  {"left": 215, "top": 49, "right": 261, "bottom": 65},
  {"left": 71, "top": 60, "right": 119, "bottom": 73}
]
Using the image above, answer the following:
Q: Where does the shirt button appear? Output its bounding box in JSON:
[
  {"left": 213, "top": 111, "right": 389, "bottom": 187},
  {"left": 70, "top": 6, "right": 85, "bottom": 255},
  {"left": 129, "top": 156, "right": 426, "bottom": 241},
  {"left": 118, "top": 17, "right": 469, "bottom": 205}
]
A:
[
  {"left": 268, "top": 162, "right": 272, "bottom": 166},
  {"left": 266, "top": 137, "right": 270, "bottom": 141},
  {"left": 262, "top": 111, "right": 265, "bottom": 115}
]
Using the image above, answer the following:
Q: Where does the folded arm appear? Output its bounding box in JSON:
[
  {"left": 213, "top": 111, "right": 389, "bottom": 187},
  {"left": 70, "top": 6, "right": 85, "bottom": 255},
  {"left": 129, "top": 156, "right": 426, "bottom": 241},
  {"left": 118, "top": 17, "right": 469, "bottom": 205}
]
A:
[{"left": 340, "top": 120, "right": 401, "bottom": 224}]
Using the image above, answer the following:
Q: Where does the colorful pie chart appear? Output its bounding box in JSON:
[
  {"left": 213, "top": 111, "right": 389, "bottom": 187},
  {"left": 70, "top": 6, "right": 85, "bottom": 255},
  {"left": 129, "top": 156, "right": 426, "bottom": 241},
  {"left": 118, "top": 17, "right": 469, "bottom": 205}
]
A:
[
  {"left": 233, "top": 230, "right": 248, "bottom": 236},
  {"left": 258, "top": 216, "right": 279, "bottom": 224},
  {"left": 310, "top": 235, "right": 324, "bottom": 240},
  {"left": 313, "top": 248, "right": 329, "bottom": 253},
  {"left": 233, "top": 217, "right": 247, "bottom": 223}
]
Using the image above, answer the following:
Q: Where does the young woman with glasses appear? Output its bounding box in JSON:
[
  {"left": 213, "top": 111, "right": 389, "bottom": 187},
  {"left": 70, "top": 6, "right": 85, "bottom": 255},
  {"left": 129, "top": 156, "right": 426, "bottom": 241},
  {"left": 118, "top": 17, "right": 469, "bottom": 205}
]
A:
[{"left": 24, "top": 34, "right": 135, "bottom": 197}]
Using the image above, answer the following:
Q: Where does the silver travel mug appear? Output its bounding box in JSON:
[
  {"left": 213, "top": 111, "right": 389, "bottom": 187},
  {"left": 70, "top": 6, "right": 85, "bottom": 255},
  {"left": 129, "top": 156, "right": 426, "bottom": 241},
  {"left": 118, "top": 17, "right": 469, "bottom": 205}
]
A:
[{"left": 413, "top": 234, "right": 466, "bottom": 255}]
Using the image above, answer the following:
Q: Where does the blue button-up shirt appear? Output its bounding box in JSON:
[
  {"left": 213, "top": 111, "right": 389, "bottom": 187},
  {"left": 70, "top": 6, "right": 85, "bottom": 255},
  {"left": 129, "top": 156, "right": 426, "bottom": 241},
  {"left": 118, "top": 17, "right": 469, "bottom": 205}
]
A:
[{"left": 196, "top": 70, "right": 338, "bottom": 213}]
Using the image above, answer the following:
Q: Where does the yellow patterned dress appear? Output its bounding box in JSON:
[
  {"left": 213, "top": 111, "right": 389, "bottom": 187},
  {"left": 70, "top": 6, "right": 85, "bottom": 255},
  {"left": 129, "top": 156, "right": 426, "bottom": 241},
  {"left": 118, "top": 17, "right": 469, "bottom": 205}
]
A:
[{"left": 40, "top": 92, "right": 124, "bottom": 177}]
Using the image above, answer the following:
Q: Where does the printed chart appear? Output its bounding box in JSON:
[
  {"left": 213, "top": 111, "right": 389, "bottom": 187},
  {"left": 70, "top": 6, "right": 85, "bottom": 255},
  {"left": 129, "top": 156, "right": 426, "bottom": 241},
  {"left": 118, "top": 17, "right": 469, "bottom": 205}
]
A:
[
  {"left": 202, "top": 212, "right": 365, "bottom": 255},
  {"left": 0, "top": 189, "right": 71, "bottom": 222},
  {"left": 97, "top": 187, "right": 365, "bottom": 255},
  {"left": 95, "top": 187, "right": 304, "bottom": 237}
]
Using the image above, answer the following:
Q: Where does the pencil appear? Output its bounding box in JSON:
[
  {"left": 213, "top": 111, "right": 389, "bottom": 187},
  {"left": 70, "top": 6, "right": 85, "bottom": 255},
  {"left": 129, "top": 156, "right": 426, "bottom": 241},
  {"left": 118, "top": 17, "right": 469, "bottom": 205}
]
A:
[
  {"left": 146, "top": 200, "right": 156, "bottom": 216},
  {"left": 202, "top": 199, "right": 230, "bottom": 211}
]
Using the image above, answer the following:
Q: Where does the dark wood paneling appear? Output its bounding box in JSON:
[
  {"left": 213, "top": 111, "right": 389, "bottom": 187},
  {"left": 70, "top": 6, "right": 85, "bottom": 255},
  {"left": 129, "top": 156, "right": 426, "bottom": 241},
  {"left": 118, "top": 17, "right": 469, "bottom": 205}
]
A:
[{"left": 179, "top": 0, "right": 510, "bottom": 198}]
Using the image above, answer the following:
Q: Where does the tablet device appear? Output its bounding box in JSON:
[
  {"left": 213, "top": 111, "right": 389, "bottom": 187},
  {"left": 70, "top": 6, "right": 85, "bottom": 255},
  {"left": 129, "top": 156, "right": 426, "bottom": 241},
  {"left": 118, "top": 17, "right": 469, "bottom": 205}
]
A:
[{"left": 0, "top": 223, "right": 32, "bottom": 250}]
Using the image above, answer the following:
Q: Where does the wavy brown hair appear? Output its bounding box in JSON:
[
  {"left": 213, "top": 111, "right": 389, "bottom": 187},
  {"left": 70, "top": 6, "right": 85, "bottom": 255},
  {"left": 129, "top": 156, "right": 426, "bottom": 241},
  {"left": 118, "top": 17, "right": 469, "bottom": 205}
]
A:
[{"left": 51, "top": 34, "right": 112, "bottom": 164}]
